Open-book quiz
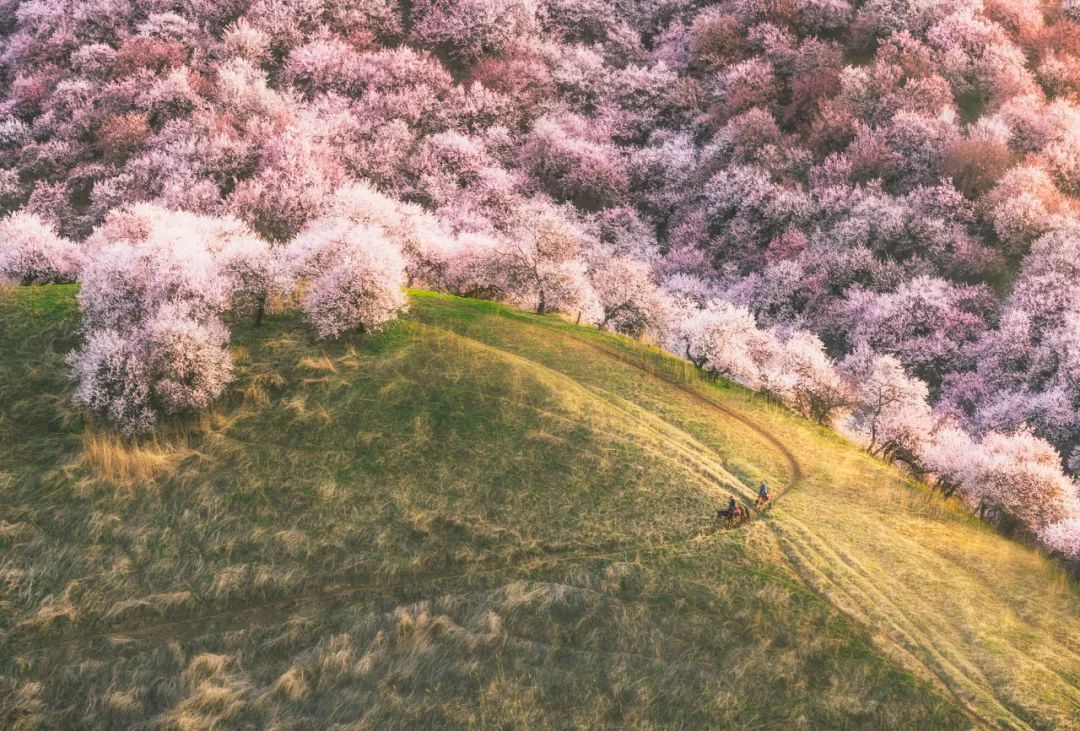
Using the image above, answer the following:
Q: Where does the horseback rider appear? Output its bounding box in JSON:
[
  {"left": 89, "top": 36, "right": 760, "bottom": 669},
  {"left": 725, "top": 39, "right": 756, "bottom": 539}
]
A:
[
  {"left": 755, "top": 481, "right": 770, "bottom": 508},
  {"left": 718, "top": 496, "right": 740, "bottom": 521}
]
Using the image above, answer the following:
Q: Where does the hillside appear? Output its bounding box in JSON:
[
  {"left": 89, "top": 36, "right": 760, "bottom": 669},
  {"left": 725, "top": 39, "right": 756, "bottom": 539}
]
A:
[{"left": 1, "top": 286, "right": 1078, "bottom": 729}]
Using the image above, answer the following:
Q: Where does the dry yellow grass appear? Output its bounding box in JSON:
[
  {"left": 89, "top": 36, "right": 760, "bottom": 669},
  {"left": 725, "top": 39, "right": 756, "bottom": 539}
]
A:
[{"left": 71, "top": 429, "right": 193, "bottom": 486}]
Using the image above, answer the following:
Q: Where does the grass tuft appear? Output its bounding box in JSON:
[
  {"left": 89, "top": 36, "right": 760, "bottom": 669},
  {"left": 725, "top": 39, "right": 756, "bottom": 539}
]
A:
[{"left": 71, "top": 429, "right": 193, "bottom": 486}]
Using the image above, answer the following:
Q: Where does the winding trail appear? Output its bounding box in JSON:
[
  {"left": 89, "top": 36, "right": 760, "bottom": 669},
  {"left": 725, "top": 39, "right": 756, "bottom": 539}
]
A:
[
  {"left": 5, "top": 323, "right": 805, "bottom": 658},
  {"left": 564, "top": 333, "right": 804, "bottom": 489}
]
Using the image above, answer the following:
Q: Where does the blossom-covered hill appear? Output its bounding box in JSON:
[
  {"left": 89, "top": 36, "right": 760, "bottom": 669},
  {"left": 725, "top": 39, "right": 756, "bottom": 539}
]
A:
[{"left": 1, "top": 287, "right": 1078, "bottom": 727}]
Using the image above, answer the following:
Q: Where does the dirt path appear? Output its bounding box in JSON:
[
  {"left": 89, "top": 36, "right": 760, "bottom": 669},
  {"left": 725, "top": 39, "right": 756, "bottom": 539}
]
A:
[
  {"left": 566, "top": 334, "right": 804, "bottom": 488},
  {"left": 6, "top": 329, "right": 805, "bottom": 658}
]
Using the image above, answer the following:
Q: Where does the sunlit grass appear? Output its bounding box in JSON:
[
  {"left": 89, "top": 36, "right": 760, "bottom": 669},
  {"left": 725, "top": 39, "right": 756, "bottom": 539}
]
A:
[
  {"left": 70, "top": 429, "right": 194, "bottom": 487},
  {"left": 0, "top": 286, "right": 1076, "bottom": 728}
]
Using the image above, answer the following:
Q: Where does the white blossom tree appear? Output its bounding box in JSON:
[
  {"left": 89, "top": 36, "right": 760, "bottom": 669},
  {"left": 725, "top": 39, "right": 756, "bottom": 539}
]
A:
[
  {"left": 0, "top": 211, "right": 85, "bottom": 284},
  {"left": 587, "top": 249, "right": 668, "bottom": 338},
  {"left": 974, "top": 430, "right": 1075, "bottom": 535},
  {"left": 216, "top": 235, "right": 281, "bottom": 326},
  {"left": 68, "top": 205, "right": 265, "bottom": 433},
  {"left": 920, "top": 424, "right": 1075, "bottom": 535},
  {"left": 69, "top": 304, "right": 233, "bottom": 435},
  {"left": 1040, "top": 516, "right": 1080, "bottom": 561},
  {"left": 69, "top": 328, "right": 158, "bottom": 435},
  {"left": 676, "top": 299, "right": 772, "bottom": 388}
]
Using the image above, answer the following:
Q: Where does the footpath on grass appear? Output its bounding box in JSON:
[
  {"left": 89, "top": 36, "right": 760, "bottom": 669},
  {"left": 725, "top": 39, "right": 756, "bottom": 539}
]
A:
[{"left": 568, "top": 333, "right": 804, "bottom": 488}]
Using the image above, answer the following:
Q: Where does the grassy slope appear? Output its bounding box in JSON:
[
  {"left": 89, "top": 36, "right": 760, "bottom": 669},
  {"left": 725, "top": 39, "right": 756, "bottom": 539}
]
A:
[{"left": 0, "top": 285, "right": 1077, "bottom": 729}]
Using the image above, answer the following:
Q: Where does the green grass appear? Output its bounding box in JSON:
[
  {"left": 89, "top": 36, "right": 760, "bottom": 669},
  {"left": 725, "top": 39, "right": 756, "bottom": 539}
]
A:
[{"left": 0, "top": 285, "right": 1077, "bottom": 729}]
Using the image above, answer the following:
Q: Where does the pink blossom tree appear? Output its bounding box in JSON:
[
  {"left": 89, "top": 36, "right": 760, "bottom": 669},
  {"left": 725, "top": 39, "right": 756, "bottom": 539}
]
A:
[
  {"left": 281, "top": 37, "right": 364, "bottom": 97},
  {"left": 495, "top": 201, "right": 601, "bottom": 321},
  {"left": 710, "top": 58, "right": 780, "bottom": 121},
  {"left": 244, "top": 0, "right": 324, "bottom": 55},
  {"left": 774, "top": 331, "right": 853, "bottom": 424},
  {"left": 519, "top": 114, "right": 630, "bottom": 211},
  {"left": 410, "top": 0, "right": 540, "bottom": 64},
  {"left": 698, "top": 164, "right": 814, "bottom": 271},
  {"left": 406, "top": 130, "right": 503, "bottom": 209},
  {"left": 228, "top": 127, "right": 345, "bottom": 243},
  {"left": 982, "top": 166, "right": 1069, "bottom": 258},
  {"left": 840, "top": 345, "right": 934, "bottom": 462},
  {"left": 416, "top": 231, "right": 504, "bottom": 299},
  {"left": 797, "top": 0, "right": 853, "bottom": 33},
  {"left": 287, "top": 217, "right": 408, "bottom": 339},
  {"left": 839, "top": 276, "right": 993, "bottom": 388},
  {"left": 222, "top": 18, "right": 272, "bottom": 63}
]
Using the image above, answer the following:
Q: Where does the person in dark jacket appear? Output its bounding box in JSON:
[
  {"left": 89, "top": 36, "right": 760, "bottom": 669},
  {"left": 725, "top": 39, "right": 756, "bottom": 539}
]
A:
[{"left": 718, "top": 496, "right": 742, "bottom": 521}]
